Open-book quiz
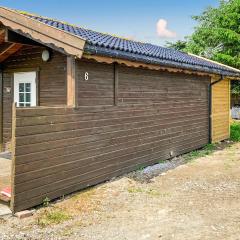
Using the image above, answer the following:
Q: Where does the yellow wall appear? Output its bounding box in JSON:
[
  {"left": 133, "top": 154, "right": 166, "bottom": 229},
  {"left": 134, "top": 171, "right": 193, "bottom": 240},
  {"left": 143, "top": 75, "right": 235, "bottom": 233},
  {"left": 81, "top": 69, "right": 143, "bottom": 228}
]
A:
[{"left": 211, "top": 78, "right": 230, "bottom": 142}]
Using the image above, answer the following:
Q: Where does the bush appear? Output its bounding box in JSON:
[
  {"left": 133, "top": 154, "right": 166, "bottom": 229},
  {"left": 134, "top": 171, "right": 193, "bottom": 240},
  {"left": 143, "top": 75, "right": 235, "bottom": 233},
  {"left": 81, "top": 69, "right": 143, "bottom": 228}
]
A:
[{"left": 230, "top": 122, "right": 240, "bottom": 141}]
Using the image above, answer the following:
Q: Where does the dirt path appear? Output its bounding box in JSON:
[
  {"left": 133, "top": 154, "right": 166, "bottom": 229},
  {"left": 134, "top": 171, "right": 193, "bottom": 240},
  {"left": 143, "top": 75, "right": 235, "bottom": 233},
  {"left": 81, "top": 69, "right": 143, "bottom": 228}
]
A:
[{"left": 1, "top": 143, "right": 240, "bottom": 240}]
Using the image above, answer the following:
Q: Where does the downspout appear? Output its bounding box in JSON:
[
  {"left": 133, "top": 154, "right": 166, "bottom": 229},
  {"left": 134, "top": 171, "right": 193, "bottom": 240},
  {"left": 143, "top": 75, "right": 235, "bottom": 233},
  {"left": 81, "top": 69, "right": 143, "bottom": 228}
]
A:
[{"left": 209, "top": 75, "right": 224, "bottom": 143}]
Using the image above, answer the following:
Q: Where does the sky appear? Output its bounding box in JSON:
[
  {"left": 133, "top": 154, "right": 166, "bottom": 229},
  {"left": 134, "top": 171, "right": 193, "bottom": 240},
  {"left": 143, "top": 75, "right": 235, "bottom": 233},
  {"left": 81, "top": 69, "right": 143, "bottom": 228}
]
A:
[{"left": 0, "top": 0, "right": 219, "bottom": 46}]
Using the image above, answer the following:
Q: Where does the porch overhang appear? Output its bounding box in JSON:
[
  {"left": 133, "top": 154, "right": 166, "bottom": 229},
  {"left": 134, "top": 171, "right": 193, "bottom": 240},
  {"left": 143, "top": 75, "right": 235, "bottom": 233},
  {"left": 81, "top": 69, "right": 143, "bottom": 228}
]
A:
[{"left": 0, "top": 7, "right": 86, "bottom": 58}]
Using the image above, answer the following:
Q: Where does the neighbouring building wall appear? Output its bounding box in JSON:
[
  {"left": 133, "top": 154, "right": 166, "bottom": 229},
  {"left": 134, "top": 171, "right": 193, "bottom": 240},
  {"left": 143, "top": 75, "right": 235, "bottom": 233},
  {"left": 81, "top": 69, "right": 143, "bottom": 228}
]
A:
[
  {"left": 11, "top": 60, "right": 210, "bottom": 212},
  {"left": 211, "top": 78, "right": 230, "bottom": 142},
  {"left": 2, "top": 46, "right": 67, "bottom": 150}
]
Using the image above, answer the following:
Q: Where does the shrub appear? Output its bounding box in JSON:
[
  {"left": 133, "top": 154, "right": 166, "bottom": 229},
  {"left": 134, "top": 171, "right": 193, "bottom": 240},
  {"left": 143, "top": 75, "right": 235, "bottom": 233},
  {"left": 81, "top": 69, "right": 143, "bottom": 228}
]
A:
[{"left": 230, "top": 122, "right": 240, "bottom": 141}]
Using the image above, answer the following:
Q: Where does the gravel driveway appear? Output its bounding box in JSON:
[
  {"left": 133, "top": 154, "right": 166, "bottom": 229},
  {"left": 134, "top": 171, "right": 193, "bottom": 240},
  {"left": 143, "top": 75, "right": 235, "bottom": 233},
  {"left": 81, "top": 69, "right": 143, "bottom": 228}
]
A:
[{"left": 0, "top": 142, "right": 240, "bottom": 240}]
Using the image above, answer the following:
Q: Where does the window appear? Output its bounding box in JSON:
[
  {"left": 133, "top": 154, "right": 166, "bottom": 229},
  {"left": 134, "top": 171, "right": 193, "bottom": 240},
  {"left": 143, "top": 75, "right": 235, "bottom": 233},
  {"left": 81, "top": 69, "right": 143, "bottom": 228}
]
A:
[{"left": 14, "top": 72, "right": 37, "bottom": 107}]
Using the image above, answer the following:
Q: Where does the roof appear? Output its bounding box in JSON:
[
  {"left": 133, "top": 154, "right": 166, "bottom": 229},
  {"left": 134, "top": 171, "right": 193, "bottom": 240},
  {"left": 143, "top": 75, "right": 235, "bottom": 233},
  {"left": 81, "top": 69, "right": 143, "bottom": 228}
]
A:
[{"left": 8, "top": 9, "right": 240, "bottom": 77}]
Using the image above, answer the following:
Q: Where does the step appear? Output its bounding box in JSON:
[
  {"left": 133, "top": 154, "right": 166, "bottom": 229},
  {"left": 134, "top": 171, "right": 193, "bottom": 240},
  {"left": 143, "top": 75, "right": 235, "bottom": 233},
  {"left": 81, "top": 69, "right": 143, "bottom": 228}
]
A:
[{"left": 0, "top": 187, "right": 11, "bottom": 202}]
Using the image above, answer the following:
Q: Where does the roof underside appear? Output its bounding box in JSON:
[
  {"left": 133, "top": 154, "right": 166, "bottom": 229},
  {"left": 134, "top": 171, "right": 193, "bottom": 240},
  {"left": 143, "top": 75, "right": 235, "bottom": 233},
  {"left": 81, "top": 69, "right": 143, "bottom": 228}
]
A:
[{"left": 11, "top": 11, "right": 240, "bottom": 77}]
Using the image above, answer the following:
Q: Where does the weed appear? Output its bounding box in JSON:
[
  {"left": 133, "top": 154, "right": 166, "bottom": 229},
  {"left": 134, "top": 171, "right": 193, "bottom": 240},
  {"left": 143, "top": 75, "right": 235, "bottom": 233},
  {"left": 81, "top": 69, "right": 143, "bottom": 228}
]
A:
[
  {"left": 184, "top": 143, "right": 215, "bottom": 162},
  {"left": 137, "top": 165, "right": 146, "bottom": 171},
  {"left": 37, "top": 209, "right": 71, "bottom": 227},
  {"left": 128, "top": 187, "right": 144, "bottom": 193},
  {"left": 158, "top": 160, "right": 165, "bottom": 164},
  {"left": 230, "top": 122, "right": 240, "bottom": 141},
  {"left": 42, "top": 197, "right": 50, "bottom": 207},
  {"left": 146, "top": 189, "right": 160, "bottom": 196}
]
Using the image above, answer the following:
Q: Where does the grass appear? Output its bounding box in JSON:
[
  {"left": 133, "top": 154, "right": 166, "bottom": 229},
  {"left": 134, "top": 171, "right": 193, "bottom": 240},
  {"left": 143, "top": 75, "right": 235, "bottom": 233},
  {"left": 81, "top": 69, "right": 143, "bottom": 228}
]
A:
[
  {"left": 37, "top": 209, "right": 71, "bottom": 227},
  {"left": 184, "top": 143, "right": 215, "bottom": 162},
  {"left": 128, "top": 187, "right": 145, "bottom": 193},
  {"left": 230, "top": 121, "right": 240, "bottom": 141}
]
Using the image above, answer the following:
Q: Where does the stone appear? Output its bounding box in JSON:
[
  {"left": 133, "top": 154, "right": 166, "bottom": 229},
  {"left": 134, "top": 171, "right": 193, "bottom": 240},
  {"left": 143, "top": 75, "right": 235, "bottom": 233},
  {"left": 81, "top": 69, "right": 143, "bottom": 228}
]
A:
[{"left": 15, "top": 210, "right": 33, "bottom": 219}]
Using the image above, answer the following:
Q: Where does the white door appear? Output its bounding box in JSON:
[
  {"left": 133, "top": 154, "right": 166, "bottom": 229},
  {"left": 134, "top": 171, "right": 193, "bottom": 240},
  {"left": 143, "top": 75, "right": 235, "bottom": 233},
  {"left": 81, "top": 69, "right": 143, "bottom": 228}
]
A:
[{"left": 14, "top": 72, "right": 37, "bottom": 107}]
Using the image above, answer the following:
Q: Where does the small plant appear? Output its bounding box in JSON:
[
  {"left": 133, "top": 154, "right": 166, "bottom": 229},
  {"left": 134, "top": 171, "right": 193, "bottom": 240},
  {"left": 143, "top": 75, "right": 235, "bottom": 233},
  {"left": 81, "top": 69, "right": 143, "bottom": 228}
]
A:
[
  {"left": 137, "top": 165, "right": 146, "bottom": 171},
  {"left": 184, "top": 143, "right": 215, "bottom": 162},
  {"left": 42, "top": 197, "right": 51, "bottom": 207},
  {"left": 37, "top": 209, "right": 71, "bottom": 227},
  {"left": 158, "top": 160, "right": 165, "bottom": 164},
  {"left": 230, "top": 122, "right": 240, "bottom": 141},
  {"left": 146, "top": 189, "right": 160, "bottom": 196}
]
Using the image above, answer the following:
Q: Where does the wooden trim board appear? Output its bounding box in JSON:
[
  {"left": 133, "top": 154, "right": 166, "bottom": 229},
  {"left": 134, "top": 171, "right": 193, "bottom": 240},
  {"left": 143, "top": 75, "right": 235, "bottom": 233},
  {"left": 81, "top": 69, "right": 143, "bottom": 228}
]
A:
[
  {"left": 67, "top": 56, "right": 77, "bottom": 107},
  {"left": 83, "top": 54, "right": 218, "bottom": 78}
]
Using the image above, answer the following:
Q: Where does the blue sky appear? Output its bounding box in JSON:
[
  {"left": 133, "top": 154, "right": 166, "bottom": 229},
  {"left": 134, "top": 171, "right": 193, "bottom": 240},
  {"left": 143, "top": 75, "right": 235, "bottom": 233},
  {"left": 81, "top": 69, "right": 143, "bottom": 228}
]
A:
[{"left": 1, "top": 0, "right": 219, "bottom": 46}]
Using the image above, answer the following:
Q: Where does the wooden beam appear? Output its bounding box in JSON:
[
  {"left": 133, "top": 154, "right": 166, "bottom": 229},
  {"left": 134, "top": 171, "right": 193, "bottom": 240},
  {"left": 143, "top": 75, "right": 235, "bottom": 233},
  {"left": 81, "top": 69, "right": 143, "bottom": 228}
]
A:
[
  {"left": 0, "top": 28, "right": 5, "bottom": 44},
  {"left": 67, "top": 56, "right": 77, "bottom": 107},
  {"left": 0, "top": 43, "right": 22, "bottom": 62},
  {"left": 0, "top": 7, "right": 85, "bottom": 58},
  {"left": 10, "top": 103, "right": 17, "bottom": 212},
  {"left": 0, "top": 68, "right": 3, "bottom": 151},
  {"left": 5, "top": 29, "right": 42, "bottom": 46}
]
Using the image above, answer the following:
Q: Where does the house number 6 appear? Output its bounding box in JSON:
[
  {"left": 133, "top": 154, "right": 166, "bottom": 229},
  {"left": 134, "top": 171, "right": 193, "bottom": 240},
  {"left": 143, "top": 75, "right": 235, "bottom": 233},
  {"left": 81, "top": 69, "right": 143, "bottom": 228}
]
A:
[{"left": 85, "top": 72, "right": 89, "bottom": 81}]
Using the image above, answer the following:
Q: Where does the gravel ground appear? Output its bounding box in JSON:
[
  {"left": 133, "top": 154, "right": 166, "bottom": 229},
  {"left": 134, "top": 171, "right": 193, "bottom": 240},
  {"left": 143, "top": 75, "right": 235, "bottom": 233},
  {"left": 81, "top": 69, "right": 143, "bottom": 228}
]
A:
[{"left": 0, "top": 142, "right": 240, "bottom": 240}]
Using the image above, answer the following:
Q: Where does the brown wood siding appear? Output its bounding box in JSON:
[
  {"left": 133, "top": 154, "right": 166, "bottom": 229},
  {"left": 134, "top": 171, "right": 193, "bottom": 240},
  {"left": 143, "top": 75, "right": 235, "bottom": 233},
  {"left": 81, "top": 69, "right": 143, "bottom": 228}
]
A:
[
  {"left": 2, "top": 46, "right": 67, "bottom": 150},
  {"left": 77, "top": 61, "right": 114, "bottom": 106},
  {"left": 118, "top": 66, "right": 209, "bottom": 105},
  {"left": 11, "top": 62, "right": 210, "bottom": 212}
]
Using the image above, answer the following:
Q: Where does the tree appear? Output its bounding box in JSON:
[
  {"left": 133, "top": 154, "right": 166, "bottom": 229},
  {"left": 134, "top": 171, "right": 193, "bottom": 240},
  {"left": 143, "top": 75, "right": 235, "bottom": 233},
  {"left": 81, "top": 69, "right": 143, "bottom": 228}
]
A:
[
  {"left": 185, "top": 0, "right": 240, "bottom": 68},
  {"left": 166, "top": 0, "right": 240, "bottom": 97},
  {"left": 165, "top": 40, "right": 187, "bottom": 51}
]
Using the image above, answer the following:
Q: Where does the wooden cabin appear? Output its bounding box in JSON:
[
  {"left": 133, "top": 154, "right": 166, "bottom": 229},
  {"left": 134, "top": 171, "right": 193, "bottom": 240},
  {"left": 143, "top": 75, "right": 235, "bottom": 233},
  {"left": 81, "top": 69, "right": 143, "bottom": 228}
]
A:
[{"left": 0, "top": 7, "right": 239, "bottom": 213}]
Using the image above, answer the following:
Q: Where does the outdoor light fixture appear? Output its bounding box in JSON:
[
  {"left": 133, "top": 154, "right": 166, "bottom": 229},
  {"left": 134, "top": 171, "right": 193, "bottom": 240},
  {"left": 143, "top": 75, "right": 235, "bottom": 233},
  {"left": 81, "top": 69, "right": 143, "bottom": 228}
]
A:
[{"left": 42, "top": 49, "right": 50, "bottom": 62}]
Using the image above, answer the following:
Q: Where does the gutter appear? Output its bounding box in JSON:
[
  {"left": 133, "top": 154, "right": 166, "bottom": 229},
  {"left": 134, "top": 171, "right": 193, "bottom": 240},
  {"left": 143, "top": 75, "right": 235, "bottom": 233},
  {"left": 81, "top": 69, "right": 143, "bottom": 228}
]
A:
[{"left": 208, "top": 75, "right": 224, "bottom": 143}]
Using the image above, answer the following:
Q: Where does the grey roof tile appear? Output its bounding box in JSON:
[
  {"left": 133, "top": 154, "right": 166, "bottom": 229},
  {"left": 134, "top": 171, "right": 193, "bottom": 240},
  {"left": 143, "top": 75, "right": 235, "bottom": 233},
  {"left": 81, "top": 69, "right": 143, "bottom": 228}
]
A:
[{"left": 22, "top": 13, "right": 240, "bottom": 77}]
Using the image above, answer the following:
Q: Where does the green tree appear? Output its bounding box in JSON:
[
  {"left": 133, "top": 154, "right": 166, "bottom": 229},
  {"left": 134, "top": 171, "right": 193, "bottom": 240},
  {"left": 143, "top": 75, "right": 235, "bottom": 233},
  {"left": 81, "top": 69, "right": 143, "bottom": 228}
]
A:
[
  {"left": 165, "top": 40, "right": 187, "bottom": 51},
  {"left": 166, "top": 0, "right": 240, "bottom": 96},
  {"left": 185, "top": 0, "right": 240, "bottom": 68}
]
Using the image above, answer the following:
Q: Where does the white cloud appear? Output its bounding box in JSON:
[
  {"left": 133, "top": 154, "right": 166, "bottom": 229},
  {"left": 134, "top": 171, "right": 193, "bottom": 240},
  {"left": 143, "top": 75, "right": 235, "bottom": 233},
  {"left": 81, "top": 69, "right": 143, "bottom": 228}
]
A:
[{"left": 156, "top": 19, "right": 176, "bottom": 38}]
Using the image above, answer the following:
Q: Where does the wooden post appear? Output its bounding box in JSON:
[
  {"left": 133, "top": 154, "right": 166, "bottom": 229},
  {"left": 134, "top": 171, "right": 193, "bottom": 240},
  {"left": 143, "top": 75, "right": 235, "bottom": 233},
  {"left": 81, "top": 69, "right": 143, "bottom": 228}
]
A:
[
  {"left": 0, "top": 68, "right": 3, "bottom": 152},
  {"left": 114, "top": 63, "right": 118, "bottom": 106},
  {"left": 67, "top": 56, "right": 77, "bottom": 107},
  {"left": 10, "top": 102, "right": 16, "bottom": 212}
]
